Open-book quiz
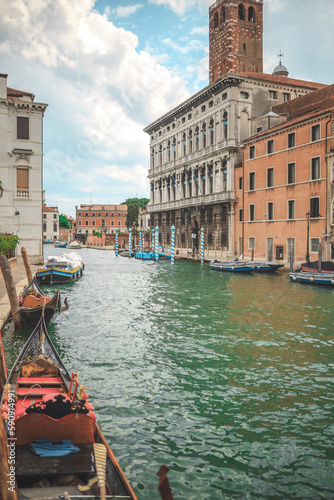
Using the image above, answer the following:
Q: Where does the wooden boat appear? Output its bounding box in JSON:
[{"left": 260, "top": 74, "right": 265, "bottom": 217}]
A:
[
  {"left": 0, "top": 317, "right": 137, "bottom": 499},
  {"left": 300, "top": 261, "right": 334, "bottom": 274},
  {"left": 36, "top": 252, "right": 84, "bottom": 284},
  {"left": 210, "top": 260, "right": 254, "bottom": 273},
  {"left": 54, "top": 241, "right": 68, "bottom": 248},
  {"left": 19, "top": 277, "right": 61, "bottom": 326},
  {"left": 289, "top": 272, "right": 334, "bottom": 286}
]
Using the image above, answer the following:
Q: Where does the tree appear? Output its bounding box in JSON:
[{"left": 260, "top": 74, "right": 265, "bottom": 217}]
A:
[
  {"left": 59, "top": 214, "right": 70, "bottom": 228},
  {"left": 121, "top": 197, "right": 150, "bottom": 229}
]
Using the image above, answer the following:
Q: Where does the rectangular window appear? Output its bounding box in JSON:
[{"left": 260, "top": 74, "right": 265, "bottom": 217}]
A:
[
  {"left": 249, "top": 145, "right": 255, "bottom": 159},
  {"left": 17, "top": 167, "right": 29, "bottom": 189},
  {"left": 269, "top": 90, "right": 278, "bottom": 100},
  {"left": 310, "top": 197, "right": 320, "bottom": 218},
  {"left": 287, "top": 132, "right": 295, "bottom": 148},
  {"left": 288, "top": 200, "right": 295, "bottom": 219},
  {"left": 248, "top": 237, "right": 255, "bottom": 250},
  {"left": 249, "top": 204, "right": 255, "bottom": 221},
  {"left": 267, "top": 167, "right": 274, "bottom": 187},
  {"left": 239, "top": 209, "right": 243, "bottom": 222},
  {"left": 238, "top": 177, "right": 243, "bottom": 190},
  {"left": 53, "top": 223, "right": 57, "bottom": 232},
  {"left": 283, "top": 93, "right": 290, "bottom": 102},
  {"left": 311, "top": 238, "right": 320, "bottom": 253},
  {"left": 287, "top": 238, "right": 295, "bottom": 262},
  {"left": 256, "top": 127, "right": 263, "bottom": 133},
  {"left": 78, "top": 220, "right": 82, "bottom": 226},
  {"left": 249, "top": 172, "right": 255, "bottom": 190},
  {"left": 287, "top": 163, "right": 295, "bottom": 184},
  {"left": 267, "top": 202, "right": 274, "bottom": 220},
  {"left": 267, "top": 139, "right": 274, "bottom": 154},
  {"left": 92, "top": 221, "right": 95, "bottom": 226},
  {"left": 311, "top": 157, "right": 320, "bottom": 180},
  {"left": 311, "top": 124, "right": 320, "bottom": 142},
  {"left": 43, "top": 213, "right": 46, "bottom": 219},
  {"left": 85, "top": 220, "right": 88, "bottom": 225},
  {"left": 267, "top": 237, "right": 274, "bottom": 261},
  {"left": 53, "top": 214, "right": 57, "bottom": 219},
  {"left": 17, "top": 116, "right": 29, "bottom": 140}
]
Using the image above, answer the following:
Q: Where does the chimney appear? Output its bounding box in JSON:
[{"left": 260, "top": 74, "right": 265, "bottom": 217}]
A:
[{"left": 0, "top": 73, "right": 8, "bottom": 99}]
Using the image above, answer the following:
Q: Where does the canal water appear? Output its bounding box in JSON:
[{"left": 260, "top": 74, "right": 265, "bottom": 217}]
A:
[{"left": 2, "top": 248, "right": 334, "bottom": 499}]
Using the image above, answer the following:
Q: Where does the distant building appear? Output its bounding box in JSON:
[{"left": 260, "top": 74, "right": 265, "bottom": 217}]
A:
[
  {"left": 144, "top": 0, "right": 325, "bottom": 259},
  {"left": 237, "top": 84, "right": 334, "bottom": 264},
  {"left": 0, "top": 73, "right": 48, "bottom": 263},
  {"left": 75, "top": 204, "right": 127, "bottom": 238},
  {"left": 43, "top": 204, "right": 59, "bottom": 242},
  {"left": 139, "top": 208, "right": 150, "bottom": 230}
]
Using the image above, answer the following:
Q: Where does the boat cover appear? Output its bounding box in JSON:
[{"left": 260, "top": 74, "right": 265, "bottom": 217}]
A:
[{"left": 45, "top": 252, "right": 82, "bottom": 269}]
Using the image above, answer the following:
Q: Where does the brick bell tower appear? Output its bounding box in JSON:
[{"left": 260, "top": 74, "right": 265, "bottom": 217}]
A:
[{"left": 209, "top": 0, "right": 263, "bottom": 84}]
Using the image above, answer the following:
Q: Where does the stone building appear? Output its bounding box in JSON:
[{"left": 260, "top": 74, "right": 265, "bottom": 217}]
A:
[
  {"left": 0, "top": 73, "right": 47, "bottom": 263},
  {"left": 144, "top": 0, "right": 325, "bottom": 259},
  {"left": 42, "top": 204, "right": 59, "bottom": 242}
]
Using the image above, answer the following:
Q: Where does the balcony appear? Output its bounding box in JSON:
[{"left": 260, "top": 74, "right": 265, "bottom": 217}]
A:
[
  {"left": 16, "top": 190, "right": 29, "bottom": 199},
  {"left": 150, "top": 191, "right": 235, "bottom": 211}
]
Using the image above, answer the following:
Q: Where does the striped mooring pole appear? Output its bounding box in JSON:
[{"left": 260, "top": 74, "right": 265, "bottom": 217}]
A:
[
  {"left": 128, "top": 228, "right": 132, "bottom": 257},
  {"left": 115, "top": 228, "right": 119, "bottom": 256},
  {"left": 142, "top": 232, "right": 145, "bottom": 253},
  {"left": 139, "top": 228, "right": 142, "bottom": 254},
  {"left": 155, "top": 226, "right": 159, "bottom": 262},
  {"left": 171, "top": 226, "right": 175, "bottom": 265},
  {"left": 152, "top": 230, "right": 155, "bottom": 257},
  {"left": 200, "top": 227, "right": 204, "bottom": 264}
]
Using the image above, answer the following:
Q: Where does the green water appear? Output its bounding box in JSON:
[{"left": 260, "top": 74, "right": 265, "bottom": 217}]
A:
[{"left": 2, "top": 249, "right": 334, "bottom": 499}]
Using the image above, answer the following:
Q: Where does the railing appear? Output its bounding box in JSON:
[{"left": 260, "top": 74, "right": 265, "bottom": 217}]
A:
[{"left": 17, "top": 189, "right": 29, "bottom": 199}]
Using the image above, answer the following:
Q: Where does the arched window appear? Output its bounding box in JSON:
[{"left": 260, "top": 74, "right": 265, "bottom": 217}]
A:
[
  {"left": 248, "top": 6, "right": 255, "bottom": 22},
  {"left": 238, "top": 4, "right": 245, "bottom": 20},
  {"left": 101, "top": 219, "right": 105, "bottom": 227},
  {"left": 221, "top": 6, "right": 225, "bottom": 23},
  {"left": 214, "top": 11, "right": 219, "bottom": 28},
  {"left": 223, "top": 112, "right": 228, "bottom": 140},
  {"left": 202, "top": 123, "right": 207, "bottom": 148}
]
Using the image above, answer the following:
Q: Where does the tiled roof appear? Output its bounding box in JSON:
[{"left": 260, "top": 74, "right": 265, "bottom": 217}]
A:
[
  {"left": 238, "top": 72, "right": 326, "bottom": 90},
  {"left": 43, "top": 204, "right": 58, "bottom": 213},
  {"left": 7, "top": 87, "right": 34, "bottom": 98},
  {"left": 78, "top": 204, "right": 127, "bottom": 210},
  {"left": 243, "top": 106, "right": 334, "bottom": 143}
]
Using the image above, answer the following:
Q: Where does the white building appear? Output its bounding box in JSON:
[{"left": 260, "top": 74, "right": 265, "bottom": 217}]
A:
[
  {"left": 0, "top": 73, "right": 48, "bottom": 263},
  {"left": 43, "top": 204, "right": 59, "bottom": 242}
]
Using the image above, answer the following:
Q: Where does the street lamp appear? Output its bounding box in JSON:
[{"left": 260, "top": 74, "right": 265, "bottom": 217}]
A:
[
  {"left": 306, "top": 211, "right": 311, "bottom": 262},
  {"left": 0, "top": 184, "right": 3, "bottom": 198}
]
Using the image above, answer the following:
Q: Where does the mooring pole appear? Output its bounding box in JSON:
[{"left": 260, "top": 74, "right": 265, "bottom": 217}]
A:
[
  {"left": 152, "top": 230, "right": 155, "bottom": 257},
  {"left": 171, "top": 226, "right": 175, "bottom": 265},
  {"left": 139, "top": 228, "right": 142, "bottom": 254},
  {"left": 318, "top": 244, "right": 322, "bottom": 273},
  {"left": 21, "top": 247, "right": 32, "bottom": 283},
  {"left": 155, "top": 226, "right": 159, "bottom": 262},
  {"left": 0, "top": 256, "right": 22, "bottom": 329},
  {"left": 128, "top": 228, "right": 132, "bottom": 257},
  {"left": 115, "top": 228, "right": 119, "bottom": 256},
  {"left": 200, "top": 227, "right": 204, "bottom": 265}
]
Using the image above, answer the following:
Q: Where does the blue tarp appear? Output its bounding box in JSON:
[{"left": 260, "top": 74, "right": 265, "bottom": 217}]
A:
[{"left": 29, "top": 438, "right": 80, "bottom": 457}]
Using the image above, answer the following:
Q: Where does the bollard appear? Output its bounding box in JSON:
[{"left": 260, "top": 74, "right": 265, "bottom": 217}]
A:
[
  {"left": 21, "top": 247, "right": 33, "bottom": 282},
  {"left": 128, "top": 228, "right": 132, "bottom": 257},
  {"left": 155, "top": 226, "right": 159, "bottom": 262},
  {"left": 171, "top": 226, "right": 175, "bottom": 265},
  {"left": 0, "top": 255, "right": 23, "bottom": 329},
  {"left": 200, "top": 227, "right": 204, "bottom": 264},
  {"left": 115, "top": 228, "right": 119, "bottom": 256}
]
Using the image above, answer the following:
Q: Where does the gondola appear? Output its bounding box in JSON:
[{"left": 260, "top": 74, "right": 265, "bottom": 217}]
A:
[
  {"left": 19, "top": 277, "right": 61, "bottom": 326},
  {"left": 0, "top": 317, "right": 137, "bottom": 499}
]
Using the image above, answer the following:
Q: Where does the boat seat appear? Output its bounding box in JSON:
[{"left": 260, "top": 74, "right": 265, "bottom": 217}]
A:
[
  {"left": 18, "top": 377, "right": 63, "bottom": 385},
  {"left": 17, "top": 387, "right": 63, "bottom": 396}
]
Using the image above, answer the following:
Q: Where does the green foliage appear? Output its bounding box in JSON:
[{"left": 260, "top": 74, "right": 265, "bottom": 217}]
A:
[
  {"left": 59, "top": 214, "right": 70, "bottom": 228},
  {"left": 121, "top": 197, "right": 149, "bottom": 228},
  {"left": 93, "top": 231, "right": 103, "bottom": 237},
  {"left": 122, "top": 197, "right": 149, "bottom": 210},
  {"left": 0, "top": 234, "right": 19, "bottom": 256}
]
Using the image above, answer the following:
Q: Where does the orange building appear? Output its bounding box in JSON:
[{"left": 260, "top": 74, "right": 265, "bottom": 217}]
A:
[
  {"left": 75, "top": 204, "right": 127, "bottom": 238},
  {"left": 235, "top": 84, "right": 334, "bottom": 265}
]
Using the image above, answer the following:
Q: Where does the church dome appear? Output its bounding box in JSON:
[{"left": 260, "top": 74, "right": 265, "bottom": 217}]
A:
[{"left": 272, "top": 63, "right": 289, "bottom": 77}]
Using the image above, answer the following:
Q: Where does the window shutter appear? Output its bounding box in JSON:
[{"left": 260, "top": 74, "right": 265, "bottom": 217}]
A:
[
  {"left": 17, "top": 117, "right": 29, "bottom": 140},
  {"left": 17, "top": 168, "right": 29, "bottom": 189}
]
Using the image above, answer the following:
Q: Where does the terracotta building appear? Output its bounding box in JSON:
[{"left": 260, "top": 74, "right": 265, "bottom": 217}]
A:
[
  {"left": 236, "top": 84, "right": 334, "bottom": 265},
  {"left": 75, "top": 204, "right": 127, "bottom": 238},
  {"left": 144, "top": 0, "right": 325, "bottom": 260}
]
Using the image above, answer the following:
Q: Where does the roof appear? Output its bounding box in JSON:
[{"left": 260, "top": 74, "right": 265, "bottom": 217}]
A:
[
  {"left": 7, "top": 87, "right": 35, "bottom": 100},
  {"left": 43, "top": 204, "right": 58, "bottom": 213},
  {"left": 78, "top": 204, "right": 127, "bottom": 211},
  {"left": 243, "top": 106, "right": 334, "bottom": 144},
  {"left": 238, "top": 72, "right": 325, "bottom": 90}
]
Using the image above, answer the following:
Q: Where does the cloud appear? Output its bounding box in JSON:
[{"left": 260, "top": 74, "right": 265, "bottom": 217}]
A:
[
  {"left": 106, "top": 3, "right": 144, "bottom": 19},
  {"left": 191, "top": 26, "right": 208, "bottom": 36},
  {"left": 148, "top": 0, "right": 212, "bottom": 15},
  {"left": 0, "top": 0, "right": 190, "bottom": 214}
]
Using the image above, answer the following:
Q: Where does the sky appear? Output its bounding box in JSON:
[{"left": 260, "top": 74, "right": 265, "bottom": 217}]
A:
[{"left": 0, "top": 0, "right": 333, "bottom": 217}]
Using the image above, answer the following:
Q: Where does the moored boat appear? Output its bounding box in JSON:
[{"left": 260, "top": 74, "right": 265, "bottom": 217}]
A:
[
  {"left": 289, "top": 272, "right": 334, "bottom": 286},
  {"left": 134, "top": 251, "right": 154, "bottom": 260},
  {"left": 54, "top": 241, "right": 68, "bottom": 248},
  {"left": 36, "top": 252, "right": 84, "bottom": 285},
  {"left": 67, "top": 240, "right": 82, "bottom": 249},
  {"left": 250, "top": 261, "right": 284, "bottom": 272},
  {"left": 0, "top": 317, "right": 137, "bottom": 499},
  {"left": 19, "top": 276, "right": 61, "bottom": 326},
  {"left": 300, "top": 261, "right": 334, "bottom": 274},
  {"left": 210, "top": 260, "right": 255, "bottom": 272}
]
